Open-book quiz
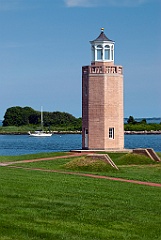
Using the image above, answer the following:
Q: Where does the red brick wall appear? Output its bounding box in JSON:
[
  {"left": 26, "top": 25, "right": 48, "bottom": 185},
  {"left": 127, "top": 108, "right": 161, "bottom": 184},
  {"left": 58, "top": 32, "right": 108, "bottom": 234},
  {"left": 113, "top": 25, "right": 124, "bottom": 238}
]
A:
[{"left": 82, "top": 62, "right": 124, "bottom": 150}]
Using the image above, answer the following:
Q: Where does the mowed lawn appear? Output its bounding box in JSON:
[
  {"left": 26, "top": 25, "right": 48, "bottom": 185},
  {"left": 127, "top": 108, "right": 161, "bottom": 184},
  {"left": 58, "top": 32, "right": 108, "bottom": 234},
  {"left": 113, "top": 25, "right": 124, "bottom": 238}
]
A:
[
  {"left": 0, "top": 158, "right": 161, "bottom": 240},
  {"left": 13, "top": 152, "right": 161, "bottom": 184}
]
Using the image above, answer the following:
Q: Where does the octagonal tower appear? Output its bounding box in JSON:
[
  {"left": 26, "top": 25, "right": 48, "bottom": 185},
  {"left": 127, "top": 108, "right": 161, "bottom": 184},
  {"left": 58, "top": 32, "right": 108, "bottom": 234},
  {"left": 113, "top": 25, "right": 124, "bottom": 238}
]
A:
[{"left": 82, "top": 28, "right": 124, "bottom": 150}]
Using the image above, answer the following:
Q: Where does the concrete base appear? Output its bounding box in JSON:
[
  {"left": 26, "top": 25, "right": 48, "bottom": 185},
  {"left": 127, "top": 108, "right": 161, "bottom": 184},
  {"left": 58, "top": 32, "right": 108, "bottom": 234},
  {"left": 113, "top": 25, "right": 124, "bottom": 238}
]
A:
[
  {"left": 133, "top": 148, "right": 161, "bottom": 162},
  {"left": 71, "top": 149, "right": 132, "bottom": 153}
]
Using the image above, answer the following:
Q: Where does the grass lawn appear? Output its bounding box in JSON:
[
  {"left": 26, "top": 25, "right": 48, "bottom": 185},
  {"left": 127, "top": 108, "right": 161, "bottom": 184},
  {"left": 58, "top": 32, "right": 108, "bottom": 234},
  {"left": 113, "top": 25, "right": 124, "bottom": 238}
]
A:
[
  {"left": 13, "top": 153, "right": 161, "bottom": 183},
  {"left": 0, "top": 152, "right": 161, "bottom": 239},
  {"left": 0, "top": 152, "right": 70, "bottom": 163},
  {"left": 0, "top": 166, "right": 161, "bottom": 240}
]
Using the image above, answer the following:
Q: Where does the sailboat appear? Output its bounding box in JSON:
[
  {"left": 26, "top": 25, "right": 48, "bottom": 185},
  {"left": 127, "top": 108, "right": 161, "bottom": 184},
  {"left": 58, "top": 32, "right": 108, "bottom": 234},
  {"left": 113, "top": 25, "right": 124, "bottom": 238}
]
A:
[{"left": 28, "top": 107, "right": 52, "bottom": 137}]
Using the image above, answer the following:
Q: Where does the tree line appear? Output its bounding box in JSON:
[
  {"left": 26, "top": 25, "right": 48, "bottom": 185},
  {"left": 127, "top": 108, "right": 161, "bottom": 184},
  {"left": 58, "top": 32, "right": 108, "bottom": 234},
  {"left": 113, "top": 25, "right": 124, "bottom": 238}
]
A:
[
  {"left": 2, "top": 106, "right": 82, "bottom": 130},
  {"left": 125, "top": 116, "right": 161, "bottom": 131},
  {"left": 2, "top": 108, "right": 161, "bottom": 132}
]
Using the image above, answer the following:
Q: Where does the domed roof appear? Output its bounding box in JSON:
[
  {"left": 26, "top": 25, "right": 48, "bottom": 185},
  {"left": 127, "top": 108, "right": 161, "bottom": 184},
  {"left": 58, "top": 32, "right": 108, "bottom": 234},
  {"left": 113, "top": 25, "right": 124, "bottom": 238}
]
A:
[{"left": 90, "top": 28, "right": 114, "bottom": 43}]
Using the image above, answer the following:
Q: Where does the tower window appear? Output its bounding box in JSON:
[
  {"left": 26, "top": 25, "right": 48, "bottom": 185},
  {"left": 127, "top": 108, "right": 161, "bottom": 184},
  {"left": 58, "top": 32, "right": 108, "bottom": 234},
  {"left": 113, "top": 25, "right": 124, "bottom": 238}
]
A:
[
  {"left": 96, "top": 45, "right": 103, "bottom": 60},
  {"left": 109, "top": 128, "right": 114, "bottom": 139},
  {"left": 111, "top": 45, "right": 114, "bottom": 60},
  {"left": 105, "top": 45, "right": 110, "bottom": 60},
  {"left": 91, "top": 45, "right": 95, "bottom": 61}
]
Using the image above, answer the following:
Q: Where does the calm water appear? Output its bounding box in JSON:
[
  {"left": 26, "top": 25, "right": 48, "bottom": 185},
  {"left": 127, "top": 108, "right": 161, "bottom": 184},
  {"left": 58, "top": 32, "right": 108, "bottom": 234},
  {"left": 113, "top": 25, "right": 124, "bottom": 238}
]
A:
[{"left": 0, "top": 134, "right": 161, "bottom": 156}]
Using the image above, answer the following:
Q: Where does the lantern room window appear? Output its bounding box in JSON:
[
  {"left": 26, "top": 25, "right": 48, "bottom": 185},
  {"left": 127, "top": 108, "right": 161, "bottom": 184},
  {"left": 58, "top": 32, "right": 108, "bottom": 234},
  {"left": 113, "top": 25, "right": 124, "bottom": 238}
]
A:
[
  {"left": 96, "top": 45, "right": 103, "bottom": 60},
  {"left": 91, "top": 45, "right": 95, "bottom": 61},
  {"left": 105, "top": 45, "right": 110, "bottom": 60},
  {"left": 111, "top": 45, "right": 114, "bottom": 60}
]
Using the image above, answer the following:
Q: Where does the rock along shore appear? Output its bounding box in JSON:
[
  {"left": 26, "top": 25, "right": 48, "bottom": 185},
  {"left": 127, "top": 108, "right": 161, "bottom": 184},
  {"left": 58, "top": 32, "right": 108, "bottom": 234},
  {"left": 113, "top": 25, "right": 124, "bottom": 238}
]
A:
[{"left": 124, "top": 130, "right": 161, "bottom": 135}]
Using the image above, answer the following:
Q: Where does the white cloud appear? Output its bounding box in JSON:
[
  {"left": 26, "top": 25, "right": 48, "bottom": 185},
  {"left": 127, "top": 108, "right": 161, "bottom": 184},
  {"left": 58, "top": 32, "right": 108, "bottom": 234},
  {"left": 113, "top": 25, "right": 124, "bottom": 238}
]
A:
[
  {"left": 64, "top": 0, "right": 153, "bottom": 7},
  {"left": 64, "top": 0, "right": 96, "bottom": 7}
]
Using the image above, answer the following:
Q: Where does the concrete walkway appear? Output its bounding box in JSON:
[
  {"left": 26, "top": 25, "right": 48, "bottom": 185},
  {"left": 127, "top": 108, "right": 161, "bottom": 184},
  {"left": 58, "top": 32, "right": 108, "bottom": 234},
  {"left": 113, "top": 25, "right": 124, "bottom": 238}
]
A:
[{"left": 0, "top": 152, "right": 84, "bottom": 166}]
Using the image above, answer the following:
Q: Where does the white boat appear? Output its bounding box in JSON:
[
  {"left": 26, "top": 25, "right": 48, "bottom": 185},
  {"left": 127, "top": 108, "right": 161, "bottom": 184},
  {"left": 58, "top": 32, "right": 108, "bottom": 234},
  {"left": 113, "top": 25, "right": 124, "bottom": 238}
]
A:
[
  {"left": 28, "top": 106, "right": 52, "bottom": 137},
  {"left": 28, "top": 131, "right": 52, "bottom": 137}
]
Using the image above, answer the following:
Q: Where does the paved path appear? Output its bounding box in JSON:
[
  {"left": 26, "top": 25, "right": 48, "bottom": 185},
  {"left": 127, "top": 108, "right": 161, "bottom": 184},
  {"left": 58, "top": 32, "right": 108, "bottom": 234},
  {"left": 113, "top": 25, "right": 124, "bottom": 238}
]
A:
[
  {"left": 1, "top": 152, "right": 161, "bottom": 188},
  {"left": 0, "top": 152, "right": 84, "bottom": 166}
]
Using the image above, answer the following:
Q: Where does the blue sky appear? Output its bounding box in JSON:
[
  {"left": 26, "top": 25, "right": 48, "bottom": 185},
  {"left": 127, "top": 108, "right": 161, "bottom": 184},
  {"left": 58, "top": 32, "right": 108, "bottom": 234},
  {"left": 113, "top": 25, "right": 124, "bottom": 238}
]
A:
[{"left": 0, "top": 0, "right": 160, "bottom": 119}]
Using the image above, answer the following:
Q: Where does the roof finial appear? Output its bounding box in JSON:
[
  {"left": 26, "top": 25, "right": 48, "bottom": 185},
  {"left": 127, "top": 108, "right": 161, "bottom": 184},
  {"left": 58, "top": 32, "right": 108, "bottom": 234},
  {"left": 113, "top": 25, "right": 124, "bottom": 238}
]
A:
[{"left": 101, "top": 27, "right": 104, "bottom": 32}]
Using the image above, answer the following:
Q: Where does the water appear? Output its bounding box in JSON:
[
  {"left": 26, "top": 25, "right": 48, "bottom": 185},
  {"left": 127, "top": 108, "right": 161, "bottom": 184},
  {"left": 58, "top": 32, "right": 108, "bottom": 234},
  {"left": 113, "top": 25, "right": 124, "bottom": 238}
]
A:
[
  {"left": 124, "top": 134, "right": 161, "bottom": 152},
  {"left": 0, "top": 134, "right": 160, "bottom": 156},
  {"left": 0, "top": 134, "right": 82, "bottom": 156}
]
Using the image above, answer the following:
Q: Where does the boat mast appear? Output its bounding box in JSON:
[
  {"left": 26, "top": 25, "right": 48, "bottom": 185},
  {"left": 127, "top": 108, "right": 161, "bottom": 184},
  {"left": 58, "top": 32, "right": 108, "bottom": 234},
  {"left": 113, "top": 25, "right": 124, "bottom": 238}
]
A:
[{"left": 41, "top": 106, "right": 43, "bottom": 131}]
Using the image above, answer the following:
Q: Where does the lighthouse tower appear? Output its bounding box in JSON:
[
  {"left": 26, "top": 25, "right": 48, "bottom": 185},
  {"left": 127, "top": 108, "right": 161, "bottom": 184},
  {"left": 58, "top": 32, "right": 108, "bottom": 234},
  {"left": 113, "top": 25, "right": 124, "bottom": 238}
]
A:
[{"left": 82, "top": 28, "right": 124, "bottom": 150}]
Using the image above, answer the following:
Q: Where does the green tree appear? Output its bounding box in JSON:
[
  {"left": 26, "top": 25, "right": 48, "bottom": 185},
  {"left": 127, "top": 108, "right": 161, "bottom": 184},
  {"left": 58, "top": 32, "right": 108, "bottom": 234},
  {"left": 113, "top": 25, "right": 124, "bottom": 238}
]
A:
[
  {"left": 127, "top": 116, "right": 136, "bottom": 124},
  {"left": 3, "top": 106, "right": 35, "bottom": 126},
  {"left": 28, "top": 112, "right": 40, "bottom": 125},
  {"left": 3, "top": 107, "right": 23, "bottom": 126},
  {"left": 2, "top": 106, "right": 82, "bottom": 130},
  {"left": 140, "top": 118, "right": 147, "bottom": 124}
]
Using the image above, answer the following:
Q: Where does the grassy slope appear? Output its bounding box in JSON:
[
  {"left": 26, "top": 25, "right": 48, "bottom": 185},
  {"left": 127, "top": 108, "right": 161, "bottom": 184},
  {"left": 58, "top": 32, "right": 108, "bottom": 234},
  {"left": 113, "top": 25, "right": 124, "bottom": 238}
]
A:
[
  {"left": 12, "top": 153, "right": 161, "bottom": 183},
  {"left": 0, "top": 166, "right": 161, "bottom": 240}
]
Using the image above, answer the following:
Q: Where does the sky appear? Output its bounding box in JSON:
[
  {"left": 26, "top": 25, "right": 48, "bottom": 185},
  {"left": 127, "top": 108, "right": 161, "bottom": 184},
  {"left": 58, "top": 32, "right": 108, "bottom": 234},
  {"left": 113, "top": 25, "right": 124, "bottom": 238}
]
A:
[{"left": 0, "top": 0, "right": 161, "bottom": 120}]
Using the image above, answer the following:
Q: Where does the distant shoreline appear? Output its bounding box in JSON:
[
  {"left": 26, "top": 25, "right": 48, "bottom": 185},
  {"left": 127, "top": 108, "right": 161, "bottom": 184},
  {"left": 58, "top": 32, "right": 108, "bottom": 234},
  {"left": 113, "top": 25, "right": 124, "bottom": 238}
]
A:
[
  {"left": 124, "top": 130, "right": 161, "bottom": 135},
  {"left": 0, "top": 130, "right": 161, "bottom": 135}
]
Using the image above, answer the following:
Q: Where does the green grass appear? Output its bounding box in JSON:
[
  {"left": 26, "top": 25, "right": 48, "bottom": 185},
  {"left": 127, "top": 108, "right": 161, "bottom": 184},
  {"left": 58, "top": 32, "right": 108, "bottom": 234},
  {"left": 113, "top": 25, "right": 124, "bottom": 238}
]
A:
[
  {"left": 124, "top": 123, "right": 161, "bottom": 131},
  {"left": 0, "top": 124, "right": 82, "bottom": 133},
  {"left": 0, "top": 152, "right": 70, "bottom": 163},
  {"left": 0, "top": 166, "right": 161, "bottom": 240},
  {"left": 11, "top": 153, "right": 161, "bottom": 184},
  {"left": 0, "top": 125, "right": 36, "bottom": 133},
  {"left": 63, "top": 156, "right": 118, "bottom": 172},
  {"left": 111, "top": 153, "right": 156, "bottom": 165},
  {"left": 157, "top": 152, "right": 161, "bottom": 158},
  {"left": 15, "top": 159, "right": 161, "bottom": 184},
  {"left": 1, "top": 122, "right": 161, "bottom": 133}
]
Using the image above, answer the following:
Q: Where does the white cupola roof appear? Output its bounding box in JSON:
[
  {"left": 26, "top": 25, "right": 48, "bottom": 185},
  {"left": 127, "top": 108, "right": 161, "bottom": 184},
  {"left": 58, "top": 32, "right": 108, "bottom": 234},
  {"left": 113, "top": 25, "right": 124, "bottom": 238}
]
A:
[{"left": 90, "top": 28, "right": 115, "bottom": 63}]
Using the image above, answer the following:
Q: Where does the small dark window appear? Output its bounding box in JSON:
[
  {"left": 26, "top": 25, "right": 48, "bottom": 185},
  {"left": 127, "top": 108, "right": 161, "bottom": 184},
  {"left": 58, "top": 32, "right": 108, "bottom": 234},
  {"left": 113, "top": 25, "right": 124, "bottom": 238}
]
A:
[{"left": 109, "top": 128, "right": 114, "bottom": 139}]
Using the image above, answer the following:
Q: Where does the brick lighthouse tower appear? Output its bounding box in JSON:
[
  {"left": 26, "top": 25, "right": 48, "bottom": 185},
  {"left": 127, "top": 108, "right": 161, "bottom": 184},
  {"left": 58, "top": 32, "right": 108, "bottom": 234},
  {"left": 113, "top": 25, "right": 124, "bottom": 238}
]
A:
[{"left": 82, "top": 28, "right": 124, "bottom": 150}]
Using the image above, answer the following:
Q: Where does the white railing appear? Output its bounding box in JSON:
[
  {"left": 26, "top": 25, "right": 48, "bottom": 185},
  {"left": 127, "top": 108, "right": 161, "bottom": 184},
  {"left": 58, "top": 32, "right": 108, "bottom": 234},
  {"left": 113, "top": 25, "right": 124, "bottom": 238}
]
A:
[{"left": 82, "top": 65, "right": 123, "bottom": 75}]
